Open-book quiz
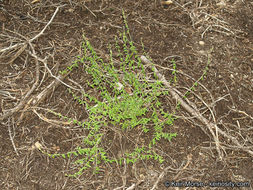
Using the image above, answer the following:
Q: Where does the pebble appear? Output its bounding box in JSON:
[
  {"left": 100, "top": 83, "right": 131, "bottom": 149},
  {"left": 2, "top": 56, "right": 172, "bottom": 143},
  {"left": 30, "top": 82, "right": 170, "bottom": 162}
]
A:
[
  {"left": 216, "top": 0, "right": 226, "bottom": 7},
  {"left": 199, "top": 41, "right": 205, "bottom": 46},
  {"left": 68, "top": 8, "right": 74, "bottom": 13},
  {"left": 161, "top": 0, "right": 173, "bottom": 5}
]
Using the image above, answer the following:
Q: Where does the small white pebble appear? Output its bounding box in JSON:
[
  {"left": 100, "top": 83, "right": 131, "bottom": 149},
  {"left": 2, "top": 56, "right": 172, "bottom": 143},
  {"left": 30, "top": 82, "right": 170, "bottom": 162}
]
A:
[
  {"left": 68, "top": 8, "right": 74, "bottom": 13},
  {"left": 199, "top": 41, "right": 205, "bottom": 46},
  {"left": 198, "top": 50, "right": 206, "bottom": 55}
]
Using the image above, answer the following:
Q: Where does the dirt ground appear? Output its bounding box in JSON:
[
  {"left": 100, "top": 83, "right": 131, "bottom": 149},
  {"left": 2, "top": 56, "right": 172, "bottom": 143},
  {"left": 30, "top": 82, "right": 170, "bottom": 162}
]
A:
[{"left": 0, "top": 0, "right": 252, "bottom": 189}]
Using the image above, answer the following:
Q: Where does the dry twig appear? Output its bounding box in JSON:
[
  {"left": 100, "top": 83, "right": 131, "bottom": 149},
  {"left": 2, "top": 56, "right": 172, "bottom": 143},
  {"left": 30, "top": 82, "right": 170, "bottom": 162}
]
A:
[
  {"left": 0, "top": 6, "right": 62, "bottom": 121},
  {"left": 8, "top": 117, "right": 19, "bottom": 156},
  {"left": 0, "top": 6, "right": 62, "bottom": 53},
  {"left": 141, "top": 55, "right": 224, "bottom": 160},
  {"left": 151, "top": 154, "right": 192, "bottom": 190},
  {"left": 140, "top": 55, "right": 253, "bottom": 158}
]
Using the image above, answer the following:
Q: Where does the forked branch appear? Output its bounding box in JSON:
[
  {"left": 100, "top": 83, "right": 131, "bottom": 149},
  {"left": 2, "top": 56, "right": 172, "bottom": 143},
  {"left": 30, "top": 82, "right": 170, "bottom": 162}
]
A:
[{"left": 140, "top": 55, "right": 253, "bottom": 158}]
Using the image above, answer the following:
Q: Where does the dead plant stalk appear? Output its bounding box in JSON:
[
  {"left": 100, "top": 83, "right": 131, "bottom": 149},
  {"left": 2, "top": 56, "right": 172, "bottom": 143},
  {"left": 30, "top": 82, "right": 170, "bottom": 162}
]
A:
[
  {"left": 0, "top": 6, "right": 62, "bottom": 121},
  {"left": 140, "top": 55, "right": 253, "bottom": 159}
]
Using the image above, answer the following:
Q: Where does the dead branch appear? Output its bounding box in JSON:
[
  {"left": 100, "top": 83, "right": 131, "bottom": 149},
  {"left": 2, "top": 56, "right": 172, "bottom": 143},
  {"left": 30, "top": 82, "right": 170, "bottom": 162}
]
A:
[
  {"left": 140, "top": 55, "right": 253, "bottom": 158},
  {"left": 0, "top": 6, "right": 62, "bottom": 54},
  {"left": 29, "top": 64, "right": 73, "bottom": 108},
  {"left": 28, "top": 52, "right": 80, "bottom": 91},
  {"left": 6, "top": 44, "right": 27, "bottom": 65},
  {"left": 0, "top": 6, "right": 63, "bottom": 121},
  {"left": 0, "top": 43, "right": 40, "bottom": 121},
  {"left": 151, "top": 154, "right": 192, "bottom": 190},
  {"left": 29, "top": 6, "right": 63, "bottom": 43}
]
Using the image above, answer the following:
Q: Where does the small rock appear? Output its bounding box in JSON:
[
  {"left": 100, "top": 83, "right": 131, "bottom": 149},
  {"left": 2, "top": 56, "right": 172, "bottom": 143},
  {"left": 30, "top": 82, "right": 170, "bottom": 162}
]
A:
[
  {"left": 199, "top": 41, "right": 205, "bottom": 46},
  {"left": 161, "top": 0, "right": 173, "bottom": 8},
  {"left": 68, "top": 8, "right": 74, "bottom": 13},
  {"left": 161, "top": 0, "right": 173, "bottom": 6},
  {"left": 198, "top": 50, "right": 206, "bottom": 55},
  {"left": 217, "top": 0, "right": 226, "bottom": 7}
]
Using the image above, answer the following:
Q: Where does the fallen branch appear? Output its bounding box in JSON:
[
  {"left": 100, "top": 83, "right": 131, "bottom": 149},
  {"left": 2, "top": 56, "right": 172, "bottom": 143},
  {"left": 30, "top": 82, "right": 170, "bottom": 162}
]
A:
[
  {"left": 151, "top": 154, "right": 192, "bottom": 190},
  {"left": 0, "top": 6, "right": 62, "bottom": 121},
  {"left": 140, "top": 55, "right": 253, "bottom": 158},
  {"left": 0, "top": 6, "right": 62, "bottom": 53},
  {"left": 0, "top": 42, "right": 40, "bottom": 121},
  {"left": 30, "top": 66, "right": 73, "bottom": 108}
]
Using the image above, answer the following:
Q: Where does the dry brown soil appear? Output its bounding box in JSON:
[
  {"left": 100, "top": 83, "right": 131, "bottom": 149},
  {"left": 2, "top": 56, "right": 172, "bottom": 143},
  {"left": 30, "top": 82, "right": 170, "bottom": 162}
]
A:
[{"left": 0, "top": 0, "right": 253, "bottom": 189}]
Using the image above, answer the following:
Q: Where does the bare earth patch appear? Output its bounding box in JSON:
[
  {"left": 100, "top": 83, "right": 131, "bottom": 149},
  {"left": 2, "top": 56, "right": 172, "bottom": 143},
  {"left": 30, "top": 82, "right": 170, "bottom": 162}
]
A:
[{"left": 0, "top": 0, "right": 252, "bottom": 189}]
